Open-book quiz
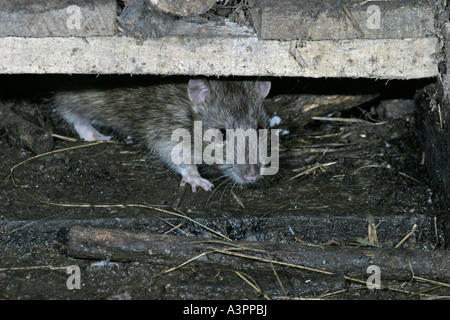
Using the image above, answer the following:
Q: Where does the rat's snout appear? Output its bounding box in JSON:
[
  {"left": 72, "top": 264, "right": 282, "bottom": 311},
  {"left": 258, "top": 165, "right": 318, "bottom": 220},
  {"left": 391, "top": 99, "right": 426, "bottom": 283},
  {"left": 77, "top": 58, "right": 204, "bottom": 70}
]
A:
[
  {"left": 243, "top": 165, "right": 260, "bottom": 183},
  {"left": 244, "top": 173, "right": 257, "bottom": 182}
]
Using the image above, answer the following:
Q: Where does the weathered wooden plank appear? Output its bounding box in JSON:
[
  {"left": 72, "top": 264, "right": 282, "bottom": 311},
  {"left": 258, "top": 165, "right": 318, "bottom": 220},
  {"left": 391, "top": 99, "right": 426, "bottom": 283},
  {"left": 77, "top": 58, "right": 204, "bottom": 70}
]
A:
[
  {"left": 249, "top": 0, "right": 435, "bottom": 40},
  {"left": 0, "top": 35, "right": 439, "bottom": 79},
  {"left": 0, "top": 0, "right": 117, "bottom": 37}
]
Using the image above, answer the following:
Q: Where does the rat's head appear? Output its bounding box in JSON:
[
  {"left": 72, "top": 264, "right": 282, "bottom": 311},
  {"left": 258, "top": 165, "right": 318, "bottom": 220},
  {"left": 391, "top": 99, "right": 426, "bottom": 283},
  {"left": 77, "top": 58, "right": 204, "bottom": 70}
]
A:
[{"left": 187, "top": 78, "right": 272, "bottom": 185}]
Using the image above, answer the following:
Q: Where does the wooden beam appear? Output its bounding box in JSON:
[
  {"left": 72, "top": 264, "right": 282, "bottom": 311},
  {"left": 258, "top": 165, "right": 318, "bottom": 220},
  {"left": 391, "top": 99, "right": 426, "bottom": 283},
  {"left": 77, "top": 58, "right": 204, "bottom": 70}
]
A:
[
  {"left": 67, "top": 226, "right": 450, "bottom": 281},
  {"left": 249, "top": 0, "right": 435, "bottom": 40},
  {"left": 0, "top": 0, "right": 117, "bottom": 37},
  {"left": 0, "top": 35, "right": 439, "bottom": 79}
]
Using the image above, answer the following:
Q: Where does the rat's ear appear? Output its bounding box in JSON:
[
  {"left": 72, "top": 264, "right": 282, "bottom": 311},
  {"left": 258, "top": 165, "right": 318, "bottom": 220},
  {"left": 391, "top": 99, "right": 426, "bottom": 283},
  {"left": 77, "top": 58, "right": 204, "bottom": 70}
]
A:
[
  {"left": 188, "top": 79, "right": 210, "bottom": 112},
  {"left": 255, "top": 81, "right": 271, "bottom": 99}
]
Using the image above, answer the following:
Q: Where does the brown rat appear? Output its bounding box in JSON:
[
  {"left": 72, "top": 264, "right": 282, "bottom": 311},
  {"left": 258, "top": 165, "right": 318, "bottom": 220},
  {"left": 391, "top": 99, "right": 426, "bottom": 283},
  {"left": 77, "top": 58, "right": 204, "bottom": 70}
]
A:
[{"left": 52, "top": 78, "right": 272, "bottom": 192}]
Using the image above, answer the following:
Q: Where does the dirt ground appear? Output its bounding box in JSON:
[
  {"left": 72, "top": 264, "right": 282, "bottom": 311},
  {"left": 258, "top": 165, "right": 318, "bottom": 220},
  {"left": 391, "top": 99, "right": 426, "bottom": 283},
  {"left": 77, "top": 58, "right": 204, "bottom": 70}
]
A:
[{"left": 0, "top": 75, "right": 449, "bottom": 300}]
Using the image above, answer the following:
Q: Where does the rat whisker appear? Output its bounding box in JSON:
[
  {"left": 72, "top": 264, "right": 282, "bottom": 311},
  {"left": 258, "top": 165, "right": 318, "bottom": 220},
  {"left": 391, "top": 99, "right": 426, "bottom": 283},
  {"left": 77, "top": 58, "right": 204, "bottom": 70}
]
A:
[
  {"left": 230, "top": 180, "right": 240, "bottom": 196},
  {"left": 219, "top": 179, "right": 233, "bottom": 204},
  {"left": 205, "top": 178, "right": 229, "bottom": 209},
  {"left": 210, "top": 174, "right": 228, "bottom": 183}
]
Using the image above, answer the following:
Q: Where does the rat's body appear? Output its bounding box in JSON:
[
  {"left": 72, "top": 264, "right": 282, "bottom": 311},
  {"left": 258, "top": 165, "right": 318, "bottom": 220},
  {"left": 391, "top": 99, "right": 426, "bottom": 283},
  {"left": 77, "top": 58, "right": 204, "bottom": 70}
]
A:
[{"left": 52, "top": 78, "right": 271, "bottom": 191}]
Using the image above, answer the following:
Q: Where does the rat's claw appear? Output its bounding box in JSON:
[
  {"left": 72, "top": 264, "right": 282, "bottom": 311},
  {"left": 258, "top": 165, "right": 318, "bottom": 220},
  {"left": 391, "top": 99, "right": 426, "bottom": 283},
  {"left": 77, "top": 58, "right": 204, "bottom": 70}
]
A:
[
  {"left": 179, "top": 164, "right": 213, "bottom": 192},
  {"left": 180, "top": 176, "right": 213, "bottom": 192}
]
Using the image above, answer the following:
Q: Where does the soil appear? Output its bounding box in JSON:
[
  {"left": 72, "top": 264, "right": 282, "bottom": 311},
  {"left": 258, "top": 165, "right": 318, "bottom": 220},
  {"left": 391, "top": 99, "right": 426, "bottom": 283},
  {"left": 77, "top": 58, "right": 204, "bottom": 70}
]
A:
[{"left": 0, "top": 75, "right": 448, "bottom": 300}]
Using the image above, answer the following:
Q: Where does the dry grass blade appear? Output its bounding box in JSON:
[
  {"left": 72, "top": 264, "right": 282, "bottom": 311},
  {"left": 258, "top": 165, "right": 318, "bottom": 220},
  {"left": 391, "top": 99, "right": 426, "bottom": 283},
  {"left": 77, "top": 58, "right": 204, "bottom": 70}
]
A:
[
  {"left": 267, "top": 253, "right": 287, "bottom": 297},
  {"left": 9, "top": 141, "right": 231, "bottom": 242},
  {"left": 212, "top": 248, "right": 334, "bottom": 275},
  {"left": 342, "top": 276, "right": 416, "bottom": 295},
  {"left": 312, "top": 116, "right": 375, "bottom": 124},
  {"left": 231, "top": 190, "right": 246, "bottom": 209},
  {"left": 289, "top": 162, "right": 337, "bottom": 180},
  {"left": 154, "top": 251, "right": 214, "bottom": 277},
  {"left": 195, "top": 240, "right": 268, "bottom": 253},
  {"left": 343, "top": 5, "right": 364, "bottom": 36},
  {"left": 126, "top": 205, "right": 232, "bottom": 241},
  {"left": 231, "top": 271, "right": 270, "bottom": 300},
  {"left": 398, "top": 171, "right": 423, "bottom": 185},
  {"left": 51, "top": 133, "right": 78, "bottom": 142},
  {"left": 413, "top": 276, "right": 450, "bottom": 289},
  {"left": 0, "top": 265, "right": 70, "bottom": 272},
  {"left": 5, "top": 213, "right": 61, "bottom": 236},
  {"left": 394, "top": 224, "right": 417, "bottom": 248},
  {"left": 367, "top": 214, "right": 379, "bottom": 246},
  {"left": 156, "top": 240, "right": 335, "bottom": 280},
  {"left": 10, "top": 141, "right": 114, "bottom": 185}
]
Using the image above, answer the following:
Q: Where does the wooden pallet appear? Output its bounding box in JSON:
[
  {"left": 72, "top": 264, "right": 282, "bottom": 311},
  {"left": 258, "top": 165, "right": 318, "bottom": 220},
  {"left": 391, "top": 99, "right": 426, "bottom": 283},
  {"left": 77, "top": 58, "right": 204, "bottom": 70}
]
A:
[{"left": 0, "top": 0, "right": 441, "bottom": 79}]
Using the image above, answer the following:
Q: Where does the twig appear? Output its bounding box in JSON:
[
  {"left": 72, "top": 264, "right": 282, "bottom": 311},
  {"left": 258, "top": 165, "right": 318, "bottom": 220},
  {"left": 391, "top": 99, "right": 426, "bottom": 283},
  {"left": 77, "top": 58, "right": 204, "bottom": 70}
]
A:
[{"left": 395, "top": 224, "right": 418, "bottom": 248}]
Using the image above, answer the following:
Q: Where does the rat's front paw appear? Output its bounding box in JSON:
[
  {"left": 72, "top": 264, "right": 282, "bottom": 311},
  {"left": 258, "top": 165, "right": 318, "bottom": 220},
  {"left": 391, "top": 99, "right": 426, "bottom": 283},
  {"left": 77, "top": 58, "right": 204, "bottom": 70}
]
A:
[
  {"left": 179, "top": 164, "right": 213, "bottom": 192},
  {"left": 180, "top": 175, "right": 213, "bottom": 192}
]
